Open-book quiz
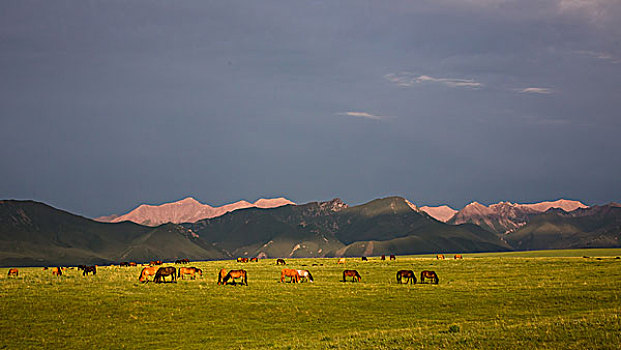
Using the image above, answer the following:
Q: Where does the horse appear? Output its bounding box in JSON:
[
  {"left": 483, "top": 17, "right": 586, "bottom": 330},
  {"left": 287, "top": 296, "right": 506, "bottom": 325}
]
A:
[
  {"left": 280, "top": 269, "right": 300, "bottom": 283},
  {"left": 178, "top": 267, "right": 202, "bottom": 280},
  {"left": 150, "top": 260, "right": 163, "bottom": 266},
  {"left": 342, "top": 270, "right": 361, "bottom": 282},
  {"left": 337, "top": 258, "right": 346, "bottom": 264},
  {"left": 454, "top": 254, "right": 463, "bottom": 259},
  {"left": 217, "top": 269, "right": 228, "bottom": 285},
  {"left": 222, "top": 269, "right": 248, "bottom": 286},
  {"left": 237, "top": 257, "right": 249, "bottom": 263},
  {"left": 7, "top": 268, "right": 18, "bottom": 277},
  {"left": 138, "top": 266, "right": 158, "bottom": 283},
  {"left": 82, "top": 266, "right": 96, "bottom": 276},
  {"left": 390, "top": 255, "right": 396, "bottom": 260},
  {"left": 420, "top": 270, "right": 439, "bottom": 284},
  {"left": 120, "top": 262, "right": 130, "bottom": 267},
  {"left": 361, "top": 257, "right": 368, "bottom": 261},
  {"left": 381, "top": 255, "right": 386, "bottom": 261},
  {"left": 129, "top": 262, "right": 137, "bottom": 266},
  {"left": 154, "top": 267, "right": 177, "bottom": 283},
  {"left": 52, "top": 267, "right": 62, "bottom": 276},
  {"left": 296, "top": 270, "right": 314, "bottom": 283},
  {"left": 250, "top": 257, "right": 258, "bottom": 262},
  {"left": 436, "top": 254, "right": 445, "bottom": 260},
  {"left": 175, "top": 259, "right": 182, "bottom": 264},
  {"left": 396, "top": 270, "right": 417, "bottom": 284},
  {"left": 276, "top": 259, "right": 286, "bottom": 265}
]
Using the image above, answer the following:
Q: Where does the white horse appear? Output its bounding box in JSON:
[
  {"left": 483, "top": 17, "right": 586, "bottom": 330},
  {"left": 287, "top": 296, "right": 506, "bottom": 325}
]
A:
[{"left": 297, "top": 269, "right": 314, "bottom": 283}]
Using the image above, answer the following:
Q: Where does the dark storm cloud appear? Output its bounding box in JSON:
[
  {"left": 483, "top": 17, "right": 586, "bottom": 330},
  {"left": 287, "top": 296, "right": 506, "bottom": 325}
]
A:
[{"left": 1, "top": 0, "right": 619, "bottom": 216}]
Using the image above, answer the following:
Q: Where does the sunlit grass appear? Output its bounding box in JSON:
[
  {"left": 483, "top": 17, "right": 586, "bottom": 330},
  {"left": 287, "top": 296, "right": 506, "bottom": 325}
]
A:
[{"left": 1, "top": 248, "right": 620, "bottom": 349}]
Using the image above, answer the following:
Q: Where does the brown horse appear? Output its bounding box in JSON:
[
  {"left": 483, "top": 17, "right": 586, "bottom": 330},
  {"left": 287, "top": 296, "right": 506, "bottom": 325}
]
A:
[
  {"left": 178, "top": 267, "right": 202, "bottom": 280},
  {"left": 52, "top": 267, "right": 62, "bottom": 276},
  {"left": 342, "top": 270, "right": 361, "bottom": 282},
  {"left": 154, "top": 267, "right": 177, "bottom": 283},
  {"left": 250, "top": 257, "right": 258, "bottom": 262},
  {"left": 222, "top": 269, "right": 248, "bottom": 286},
  {"left": 237, "top": 257, "right": 249, "bottom": 263},
  {"left": 217, "top": 268, "right": 228, "bottom": 285},
  {"left": 280, "top": 269, "right": 300, "bottom": 283},
  {"left": 396, "top": 270, "right": 416, "bottom": 284},
  {"left": 420, "top": 270, "right": 439, "bottom": 284},
  {"left": 7, "top": 268, "right": 18, "bottom": 277},
  {"left": 361, "top": 256, "right": 368, "bottom": 261},
  {"left": 436, "top": 254, "right": 445, "bottom": 260},
  {"left": 150, "top": 260, "right": 163, "bottom": 266},
  {"left": 120, "top": 262, "right": 130, "bottom": 267},
  {"left": 82, "top": 266, "right": 96, "bottom": 276},
  {"left": 138, "top": 266, "right": 158, "bottom": 283},
  {"left": 390, "top": 254, "right": 396, "bottom": 260},
  {"left": 381, "top": 255, "right": 386, "bottom": 260},
  {"left": 129, "top": 262, "right": 137, "bottom": 266},
  {"left": 454, "top": 254, "right": 463, "bottom": 259},
  {"left": 276, "top": 259, "right": 286, "bottom": 265}
]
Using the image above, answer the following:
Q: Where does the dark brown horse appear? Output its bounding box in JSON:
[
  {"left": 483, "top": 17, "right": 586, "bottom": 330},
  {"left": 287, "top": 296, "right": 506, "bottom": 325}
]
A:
[
  {"left": 120, "top": 262, "right": 130, "bottom": 267},
  {"left": 276, "top": 259, "right": 286, "bottom": 265},
  {"left": 82, "top": 266, "right": 96, "bottom": 276},
  {"left": 342, "top": 270, "right": 361, "bottom": 282},
  {"left": 222, "top": 269, "right": 247, "bottom": 286},
  {"left": 178, "top": 267, "right": 202, "bottom": 280},
  {"left": 280, "top": 269, "right": 300, "bottom": 283},
  {"left": 396, "top": 270, "right": 416, "bottom": 284},
  {"left": 381, "top": 255, "right": 386, "bottom": 261},
  {"left": 138, "top": 266, "right": 158, "bottom": 283},
  {"left": 154, "top": 267, "right": 177, "bottom": 283},
  {"left": 420, "top": 270, "right": 439, "bottom": 284},
  {"left": 7, "top": 268, "right": 18, "bottom": 277},
  {"left": 390, "top": 254, "right": 396, "bottom": 260},
  {"left": 361, "top": 257, "right": 368, "bottom": 261}
]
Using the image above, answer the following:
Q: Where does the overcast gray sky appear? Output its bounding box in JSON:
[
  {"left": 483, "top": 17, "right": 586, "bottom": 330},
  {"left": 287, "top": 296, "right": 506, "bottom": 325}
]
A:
[{"left": 1, "top": 0, "right": 620, "bottom": 217}]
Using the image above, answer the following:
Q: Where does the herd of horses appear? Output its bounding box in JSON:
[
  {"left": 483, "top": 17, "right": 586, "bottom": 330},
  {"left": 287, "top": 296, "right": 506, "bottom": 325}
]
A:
[{"left": 6, "top": 255, "right": 450, "bottom": 286}]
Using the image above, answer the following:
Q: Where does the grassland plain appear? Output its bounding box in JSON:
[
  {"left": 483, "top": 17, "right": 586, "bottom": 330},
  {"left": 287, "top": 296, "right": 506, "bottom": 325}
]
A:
[{"left": 1, "top": 249, "right": 620, "bottom": 349}]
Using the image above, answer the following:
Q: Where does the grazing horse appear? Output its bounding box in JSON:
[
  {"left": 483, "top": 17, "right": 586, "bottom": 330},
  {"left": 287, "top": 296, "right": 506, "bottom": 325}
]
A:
[
  {"left": 250, "top": 257, "right": 258, "bottom": 262},
  {"left": 120, "top": 262, "right": 129, "bottom": 267},
  {"left": 52, "top": 267, "right": 62, "bottom": 276},
  {"left": 82, "top": 266, "right": 96, "bottom": 276},
  {"left": 280, "top": 269, "right": 300, "bottom": 283},
  {"left": 420, "top": 270, "right": 439, "bottom": 284},
  {"left": 342, "top": 270, "right": 361, "bottom": 282},
  {"left": 7, "top": 268, "right": 18, "bottom": 277},
  {"left": 222, "top": 269, "right": 248, "bottom": 286},
  {"left": 361, "top": 257, "right": 368, "bottom": 261},
  {"left": 436, "top": 254, "right": 445, "bottom": 260},
  {"left": 237, "top": 257, "right": 249, "bottom": 263},
  {"left": 396, "top": 270, "right": 417, "bottom": 284},
  {"left": 390, "top": 255, "right": 396, "bottom": 260},
  {"left": 381, "top": 255, "right": 386, "bottom": 261},
  {"left": 129, "top": 262, "right": 137, "bottom": 266},
  {"left": 138, "top": 266, "right": 158, "bottom": 283},
  {"left": 337, "top": 258, "right": 346, "bottom": 264},
  {"left": 150, "top": 260, "right": 163, "bottom": 266},
  {"left": 276, "top": 259, "right": 286, "bottom": 265},
  {"left": 454, "top": 254, "right": 463, "bottom": 259},
  {"left": 178, "top": 267, "right": 202, "bottom": 280},
  {"left": 296, "top": 270, "right": 314, "bottom": 283},
  {"left": 154, "top": 267, "right": 177, "bottom": 283}
]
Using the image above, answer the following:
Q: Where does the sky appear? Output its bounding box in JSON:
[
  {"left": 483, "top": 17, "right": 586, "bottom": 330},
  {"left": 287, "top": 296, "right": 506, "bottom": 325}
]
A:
[{"left": 1, "top": 0, "right": 620, "bottom": 217}]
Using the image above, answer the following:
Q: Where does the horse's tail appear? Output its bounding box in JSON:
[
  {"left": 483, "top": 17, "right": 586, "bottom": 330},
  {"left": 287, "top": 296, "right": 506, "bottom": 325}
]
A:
[
  {"left": 243, "top": 271, "right": 247, "bottom": 285},
  {"left": 307, "top": 271, "right": 314, "bottom": 282},
  {"left": 342, "top": 271, "right": 346, "bottom": 282},
  {"left": 396, "top": 271, "right": 401, "bottom": 283}
]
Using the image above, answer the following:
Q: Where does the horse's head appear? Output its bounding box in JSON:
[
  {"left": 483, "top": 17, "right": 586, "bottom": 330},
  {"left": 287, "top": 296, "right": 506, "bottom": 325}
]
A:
[{"left": 197, "top": 269, "right": 203, "bottom": 276}]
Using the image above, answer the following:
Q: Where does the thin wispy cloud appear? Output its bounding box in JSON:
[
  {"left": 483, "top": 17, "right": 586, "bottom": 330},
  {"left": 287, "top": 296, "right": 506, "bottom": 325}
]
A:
[
  {"left": 337, "top": 112, "right": 389, "bottom": 121},
  {"left": 575, "top": 50, "right": 620, "bottom": 63},
  {"left": 385, "top": 72, "right": 483, "bottom": 89},
  {"left": 518, "top": 87, "right": 554, "bottom": 94}
]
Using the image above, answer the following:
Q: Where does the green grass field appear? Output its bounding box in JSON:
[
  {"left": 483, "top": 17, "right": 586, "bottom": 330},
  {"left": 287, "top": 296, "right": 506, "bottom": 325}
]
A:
[{"left": 2, "top": 248, "right": 621, "bottom": 349}]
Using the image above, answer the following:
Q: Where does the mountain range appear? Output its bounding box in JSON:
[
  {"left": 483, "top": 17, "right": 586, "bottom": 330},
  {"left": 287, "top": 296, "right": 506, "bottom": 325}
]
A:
[
  {"left": 1, "top": 197, "right": 619, "bottom": 266},
  {"left": 95, "top": 197, "right": 294, "bottom": 226}
]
